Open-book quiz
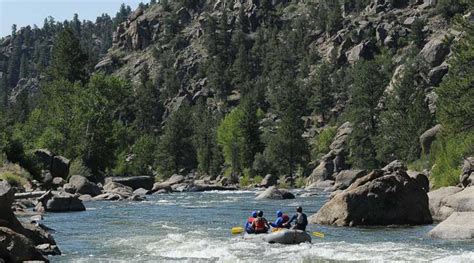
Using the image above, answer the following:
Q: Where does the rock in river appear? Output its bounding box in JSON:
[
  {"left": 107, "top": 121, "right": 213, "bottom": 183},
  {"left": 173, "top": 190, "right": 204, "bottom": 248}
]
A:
[
  {"left": 105, "top": 176, "right": 154, "bottom": 190},
  {"left": 255, "top": 186, "right": 295, "bottom": 200},
  {"left": 427, "top": 212, "right": 474, "bottom": 240},
  {"left": 309, "top": 166, "right": 432, "bottom": 226},
  {"left": 68, "top": 175, "right": 102, "bottom": 196}
]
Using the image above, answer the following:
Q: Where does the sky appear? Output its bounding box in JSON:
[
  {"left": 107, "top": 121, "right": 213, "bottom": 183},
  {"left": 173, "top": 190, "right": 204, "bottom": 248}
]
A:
[{"left": 0, "top": 0, "right": 144, "bottom": 37}]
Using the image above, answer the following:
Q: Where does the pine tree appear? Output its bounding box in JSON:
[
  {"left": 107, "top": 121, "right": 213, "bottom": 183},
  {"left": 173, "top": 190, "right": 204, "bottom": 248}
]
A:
[
  {"left": 134, "top": 64, "right": 163, "bottom": 134},
  {"left": 49, "top": 27, "right": 88, "bottom": 83},
  {"left": 156, "top": 103, "right": 196, "bottom": 177},
  {"left": 239, "top": 96, "right": 263, "bottom": 170},
  {"left": 376, "top": 59, "right": 433, "bottom": 164},
  {"left": 348, "top": 55, "right": 392, "bottom": 169},
  {"left": 437, "top": 17, "right": 474, "bottom": 133},
  {"left": 311, "top": 63, "right": 334, "bottom": 122}
]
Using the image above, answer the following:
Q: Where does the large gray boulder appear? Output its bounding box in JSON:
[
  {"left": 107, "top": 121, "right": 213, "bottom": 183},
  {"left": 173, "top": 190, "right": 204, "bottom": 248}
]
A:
[
  {"left": 0, "top": 227, "right": 47, "bottom": 262},
  {"left": 460, "top": 157, "right": 474, "bottom": 187},
  {"left": 152, "top": 174, "right": 186, "bottom": 192},
  {"left": 68, "top": 175, "right": 101, "bottom": 196},
  {"left": 420, "top": 37, "right": 450, "bottom": 67},
  {"left": 51, "top": 155, "right": 70, "bottom": 179},
  {"left": 259, "top": 174, "right": 278, "bottom": 188},
  {"left": 103, "top": 181, "right": 134, "bottom": 197},
  {"left": 37, "top": 190, "right": 85, "bottom": 212},
  {"left": 407, "top": 170, "right": 430, "bottom": 192},
  {"left": 419, "top": 124, "right": 442, "bottom": 155},
  {"left": 306, "top": 159, "right": 334, "bottom": 185},
  {"left": 427, "top": 212, "right": 474, "bottom": 239},
  {"left": 310, "top": 168, "right": 432, "bottom": 226},
  {"left": 255, "top": 186, "right": 295, "bottom": 200},
  {"left": 105, "top": 176, "right": 154, "bottom": 190},
  {"left": 428, "top": 186, "right": 463, "bottom": 221},
  {"left": 334, "top": 169, "right": 367, "bottom": 190}
]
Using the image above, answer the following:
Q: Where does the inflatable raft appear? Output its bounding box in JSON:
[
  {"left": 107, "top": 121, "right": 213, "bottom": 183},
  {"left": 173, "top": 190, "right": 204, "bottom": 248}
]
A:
[{"left": 244, "top": 229, "right": 312, "bottom": 244}]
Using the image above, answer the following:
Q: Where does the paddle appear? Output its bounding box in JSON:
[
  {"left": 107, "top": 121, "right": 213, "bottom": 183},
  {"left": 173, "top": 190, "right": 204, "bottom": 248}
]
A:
[
  {"left": 312, "top": 231, "right": 325, "bottom": 238},
  {"left": 231, "top": 226, "right": 244, "bottom": 235}
]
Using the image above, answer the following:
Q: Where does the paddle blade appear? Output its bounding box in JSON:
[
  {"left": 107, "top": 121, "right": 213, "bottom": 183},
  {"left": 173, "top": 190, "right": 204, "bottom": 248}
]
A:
[
  {"left": 312, "top": 232, "right": 325, "bottom": 238},
  {"left": 231, "top": 227, "right": 244, "bottom": 235}
]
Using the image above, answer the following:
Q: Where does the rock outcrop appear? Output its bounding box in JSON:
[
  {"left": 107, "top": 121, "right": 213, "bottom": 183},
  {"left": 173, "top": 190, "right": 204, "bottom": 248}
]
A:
[
  {"left": 427, "top": 212, "right": 474, "bottom": 239},
  {"left": 255, "top": 186, "right": 295, "bottom": 200},
  {"left": 333, "top": 169, "right": 367, "bottom": 190},
  {"left": 0, "top": 181, "right": 59, "bottom": 260},
  {"left": 419, "top": 124, "right": 442, "bottom": 155},
  {"left": 68, "top": 175, "right": 101, "bottom": 196},
  {"left": 460, "top": 157, "right": 474, "bottom": 187},
  {"left": 259, "top": 174, "right": 278, "bottom": 188},
  {"left": 310, "top": 163, "right": 432, "bottom": 226},
  {"left": 32, "top": 149, "right": 71, "bottom": 179},
  {"left": 105, "top": 176, "right": 154, "bottom": 190},
  {"left": 36, "top": 191, "right": 86, "bottom": 212},
  {"left": 428, "top": 186, "right": 474, "bottom": 221},
  {"left": 306, "top": 122, "right": 353, "bottom": 186}
]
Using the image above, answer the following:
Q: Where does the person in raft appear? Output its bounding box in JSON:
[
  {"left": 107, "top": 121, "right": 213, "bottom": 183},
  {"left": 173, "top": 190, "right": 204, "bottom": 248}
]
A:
[
  {"left": 285, "top": 206, "right": 308, "bottom": 231},
  {"left": 245, "top": 211, "right": 257, "bottom": 234},
  {"left": 251, "top": 210, "right": 270, "bottom": 234},
  {"left": 270, "top": 210, "right": 290, "bottom": 229}
]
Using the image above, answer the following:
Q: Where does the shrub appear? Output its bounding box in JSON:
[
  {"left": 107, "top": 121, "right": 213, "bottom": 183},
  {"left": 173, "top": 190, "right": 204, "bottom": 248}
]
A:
[
  {"left": 430, "top": 132, "right": 474, "bottom": 188},
  {"left": 69, "top": 159, "right": 93, "bottom": 179},
  {"left": 295, "top": 176, "right": 306, "bottom": 188},
  {"left": 0, "top": 172, "right": 28, "bottom": 188},
  {"left": 0, "top": 163, "right": 32, "bottom": 188},
  {"left": 311, "top": 126, "right": 337, "bottom": 159},
  {"left": 253, "top": 175, "right": 263, "bottom": 185}
]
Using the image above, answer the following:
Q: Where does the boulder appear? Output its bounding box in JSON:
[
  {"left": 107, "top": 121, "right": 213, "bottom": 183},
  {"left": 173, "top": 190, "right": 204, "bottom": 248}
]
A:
[
  {"left": 51, "top": 155, "right": 70, "bottom": 179},
  {"left": 305, "top": 180, "right": 334, "bottom": 190},
  {"left": 420, "top": 37, "right": 450, "bottom": 67},
  {"left": 32, "top": 149, "right": 53, "bottom": 169},
  {"left": 346, "top": 41, "right": 375, "bottom": 64},
  {"left": 334, "top": 169, "right": 367, "bottom": 190},
  {"left": 0, "top": 227, "right": 47, "bottom": 262},
  {"left": 103, "top": 182, "right": 134, "bottom": 198},
  {"left": 167, "top": 174, "right": 186, "bottom": 185},
  {"left": 44, "top": 192, "right": 86, "bottom": 212},
  {"left": 68, "top": 175, "right": 101, "bottom": 196},
  {"left": 36, "top": 243, "right": 61, "bottom": 255},
  {"left": 133, "top": 188, "right": 152, "bottom": 195},
  {"left": 306, "top": 160, "right": 334, "bottom": 186},
  {"left": 427, "top": 63, "right": 448, "bottom": 86},
  {"left": 428, "top": 186, "right": 469, "bottom": 221},
  {"left": 420, "top": 124, "right": 442, "bottom": 155},
  {"left": 310, "top": 169, "right": 432, "bottom": 226},
  {"left": 52, "top": 177, "right": 65, "bottom": 187},
  {"left": 255, "top": 186, "right": 295, "bottom": 200},
  {"left": 259, "top": 174, "right": 278, "bottom": 188},
  {"left": 105, "top": 176, "right": 154, "bottom": 190},
  {"left": 151, "top": 182, "right": 172, "bottom": 193},
  {"left": 460, "top": 157, "right": 474, "bottom": 187},
  {"left": 382, "top": 160, "right": 407, "bottom": 173},
  {"left": 407, "top": 170, "right": 430, "bottom": 192},
  {"left": 427, "top": 212, "right": 474, "bottom": 239}
]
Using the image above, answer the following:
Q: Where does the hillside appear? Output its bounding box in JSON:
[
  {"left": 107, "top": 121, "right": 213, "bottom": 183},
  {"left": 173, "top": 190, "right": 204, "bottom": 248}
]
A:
[{"left": 0, "top": 0, "right": 472, "bottom": 189}]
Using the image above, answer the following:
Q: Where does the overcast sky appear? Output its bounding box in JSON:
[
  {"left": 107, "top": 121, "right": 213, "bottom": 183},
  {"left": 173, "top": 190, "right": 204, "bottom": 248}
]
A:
[{"left": 0, "top": 0, "right": 145, "bottom": 37}]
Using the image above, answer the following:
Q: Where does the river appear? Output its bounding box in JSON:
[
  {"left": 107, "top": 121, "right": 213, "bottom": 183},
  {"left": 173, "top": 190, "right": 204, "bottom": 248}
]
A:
[{"left": 42, "top": 190, "right": 473, "bottom": 262}]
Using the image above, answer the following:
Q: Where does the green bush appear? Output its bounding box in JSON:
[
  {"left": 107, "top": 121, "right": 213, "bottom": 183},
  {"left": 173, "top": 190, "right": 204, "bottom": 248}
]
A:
[
  {"left": 253, "top": 175, "right": 263, "bottom": 185},
  {"left": 0, "top": 172, "right": 28, "bottom": 188},
  {"left": 430, "top": 132, "right": 474, "bottom": 188},
  {"left": 311, "top": 126, "right": 337, "bottom": 159},
  {"left": 295, "top": 176, "right": 306, "bottom": 188},
  {"left": 69, "top": 159, "right": 93, "bottom": 179}
]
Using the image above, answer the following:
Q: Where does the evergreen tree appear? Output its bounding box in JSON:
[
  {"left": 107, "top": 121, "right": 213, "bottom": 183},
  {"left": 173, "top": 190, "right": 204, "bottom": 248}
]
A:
[
  {"left": 49, "top": 27, "right": 88, "bottom": 83},
  {"left": 376, "top": 59, "right": 432, "bottom": 164},
  {"left": 239, "top": 96, "right": 263, "bottom": 170},
  {"left": 134, "top": 64, "right": 163, "bottom": 134},
  {"left": 310, "top": 63, "right": 334, "bottom": 122},
  {"left": 348, "top": 55, "right": 392, "bottom": 169},
  {"left": 156, "top": 103, "right": 196, "bottom": 176},
  {"left": 193, "top": 99, "right": 221, "bottom": 176},
  {"left": 437, "top": 17, "right": 474, "bottom": 133}
]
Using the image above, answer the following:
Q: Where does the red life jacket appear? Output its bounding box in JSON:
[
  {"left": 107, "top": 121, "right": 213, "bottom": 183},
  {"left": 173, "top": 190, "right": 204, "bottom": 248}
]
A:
[
  {"left": 282, "top": 214, "right": 289, "bottom": 223},
  {"left": 254, "top": 218, "right": 266, "bottom": 231},
  {"left": 247, "top": 217, "right": 255, "bottom": 224}
]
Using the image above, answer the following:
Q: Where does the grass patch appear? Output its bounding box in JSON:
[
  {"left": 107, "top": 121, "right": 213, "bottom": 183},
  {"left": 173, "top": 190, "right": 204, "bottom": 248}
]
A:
[
  {"left": 430, "top": 132, "right": 474, "bottom": 189},
  {"left": 294, "top": 176, "right": 306, "bottom": 188},
  {"left": 311, "top": 126, "right": 337, "bottom": 159},
  {"left": 0, "top": 163, "right": 32, "bottom": 188},
  {"left": 0, "top": 172, "right": 28, "bottom": 187}
]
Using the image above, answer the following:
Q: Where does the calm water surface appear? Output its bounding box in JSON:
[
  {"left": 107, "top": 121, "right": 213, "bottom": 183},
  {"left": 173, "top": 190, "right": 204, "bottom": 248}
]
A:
[{"left": 41, "top": 190, "right": 474, "bottom": 262}]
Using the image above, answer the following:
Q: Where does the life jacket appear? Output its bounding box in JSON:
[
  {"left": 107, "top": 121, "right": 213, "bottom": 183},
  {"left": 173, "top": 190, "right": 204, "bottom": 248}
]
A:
[
  {"left": 253, "top": 217, "right": 266, "bottom": 231},
  {"left": 247, "top": 217, "right": 255, "bottom": 224},
  {"left": 281, "top": 214, "right": 289, "bottom": 223}
]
